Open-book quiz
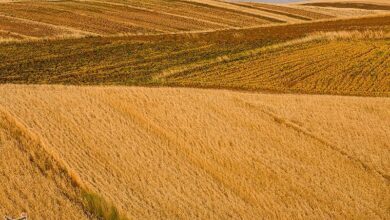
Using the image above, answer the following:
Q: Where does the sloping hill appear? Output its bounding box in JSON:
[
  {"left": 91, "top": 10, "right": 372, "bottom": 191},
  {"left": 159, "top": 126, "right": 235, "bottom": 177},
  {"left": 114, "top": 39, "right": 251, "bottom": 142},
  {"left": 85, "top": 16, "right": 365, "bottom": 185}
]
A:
[
  {"left": 1, "top": 14, "right": 388, "bottom": 96},
  {"left": 1, "top": 0, "right": 387, "bottom": 41},
  {"left": 303, "top": 2, "right": 390, "bottom": 10},
  {"left": 0, "top": 85, "right": 388, "bottom": 219},
  {"left": 0, "top": 0, "right": 331, "bottom": 41},
  {"left": 0, "top": 109, "right": 88, "bottom": 219},
  {"left": 165, "top": 37, "right": 390, "bottom": 96}
]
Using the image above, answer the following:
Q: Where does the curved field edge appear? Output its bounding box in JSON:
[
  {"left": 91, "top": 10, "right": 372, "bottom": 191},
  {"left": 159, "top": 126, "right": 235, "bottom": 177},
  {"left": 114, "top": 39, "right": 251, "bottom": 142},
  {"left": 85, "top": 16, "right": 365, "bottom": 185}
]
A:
[
  {"left": 0, "top": 32, "right": 388, "bottom": 97},
  {"left": 161, "top": 37, "right": 390, "bottom": 97},
  {"left": 0, "top": 108, "right": 128, "bottom": 220},
  {"left": 0, "top": 14, "right": 389, "bottom": 97},
  {"left": 0, "top": 85, "right": 389, "bottom": 219}
]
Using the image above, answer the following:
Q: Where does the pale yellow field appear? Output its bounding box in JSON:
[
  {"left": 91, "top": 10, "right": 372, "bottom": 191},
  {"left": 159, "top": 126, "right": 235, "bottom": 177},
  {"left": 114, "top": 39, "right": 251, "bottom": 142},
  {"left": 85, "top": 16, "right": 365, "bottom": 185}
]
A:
[{"left": 0, "top": 85, "right": 388, "bottom": 219}]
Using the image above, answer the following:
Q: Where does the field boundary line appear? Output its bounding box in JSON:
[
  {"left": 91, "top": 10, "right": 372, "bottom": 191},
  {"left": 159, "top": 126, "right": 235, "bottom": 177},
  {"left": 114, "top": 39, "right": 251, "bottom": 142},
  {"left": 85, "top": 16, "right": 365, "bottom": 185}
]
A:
[
  {"left": 0, "top": 105, "right": 92, "bottom": 217},
  {"left": 1, "top": 13, "right": 389, "bottom": 44},
  {"left": 0, "top": 104, "right": 129, "bottom": 219}
]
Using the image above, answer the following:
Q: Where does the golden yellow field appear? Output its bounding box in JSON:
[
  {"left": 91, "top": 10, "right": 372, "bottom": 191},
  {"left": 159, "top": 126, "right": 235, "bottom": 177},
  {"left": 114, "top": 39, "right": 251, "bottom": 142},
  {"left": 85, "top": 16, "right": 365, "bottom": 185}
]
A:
[
  {"left": 0, "top": 85, "right": 389, "bottom": 219},
  {"left": 0, "top": 0, "right": 389, "bottom": 219}
]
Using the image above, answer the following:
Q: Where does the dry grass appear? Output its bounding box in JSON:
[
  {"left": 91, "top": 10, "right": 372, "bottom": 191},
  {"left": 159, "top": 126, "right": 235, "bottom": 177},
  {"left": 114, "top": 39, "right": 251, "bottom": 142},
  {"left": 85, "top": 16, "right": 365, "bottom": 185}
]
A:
[
  {"left": 303, "top": 2, "right": 390, "bottom": 10},
  {"left": 0, "top": 0, "right": 303, "bottom": 39},
  {"left": 164, "top": 37, "right": 389, "bottom": 96},
  {"left": 1, "top": 0, "right": 384, "bottom": 41},
  {"left": 307, "top": 29, "right": 389, "bottom": 39},
  {"left": 0, "top": 15, "right": 66, "bottom": 38},
  {"left": 300, "top": 0, "right": 390, "bottom": 3},
  {"left": 0, "top": 97, "right": 129, "bottom": 220},
  {"left": 186, "top": 0, "right": 292, "bottom": 23},
  {"left": 1, "top": 1, "right": 389, "bottom": 219},
  {"left": 241, "top": 2, "right": 334, "bottom": 20},
  {"left": 294, "top": 4, "right": 389, "bottom": 18},
  {"left": 235, "top": 3, "right": 333, "bottom": 21},
  {"left": 0, "top": 16, "right": 388, "bottom": 96},
  {"left": 0, "top": 108, "right": 87, "bottom": 219},
  {"left": 0, "top": 84, "right": 388, "bottom": 219}
]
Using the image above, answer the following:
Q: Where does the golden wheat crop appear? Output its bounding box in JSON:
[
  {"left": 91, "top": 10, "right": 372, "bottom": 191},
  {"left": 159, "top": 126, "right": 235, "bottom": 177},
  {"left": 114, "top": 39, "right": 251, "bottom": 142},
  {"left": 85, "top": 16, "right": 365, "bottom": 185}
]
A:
[
  {"left": 0, "top": 110, "right": 87, "bottom": 219},
  {"left": 0, "top": 85, "right": 388, "bottom": 219}
]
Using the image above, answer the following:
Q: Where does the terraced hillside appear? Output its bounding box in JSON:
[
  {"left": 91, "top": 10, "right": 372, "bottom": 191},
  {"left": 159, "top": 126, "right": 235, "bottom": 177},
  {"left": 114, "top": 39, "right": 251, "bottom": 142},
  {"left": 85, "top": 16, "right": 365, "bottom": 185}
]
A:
[{"left": 0, "top": 85, "right": 389, "bottom": 219}]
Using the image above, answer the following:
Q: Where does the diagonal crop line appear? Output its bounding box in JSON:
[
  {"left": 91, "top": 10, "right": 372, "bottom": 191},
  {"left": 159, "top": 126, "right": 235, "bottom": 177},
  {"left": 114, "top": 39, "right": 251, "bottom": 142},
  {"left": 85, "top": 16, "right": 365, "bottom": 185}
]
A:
[
  {"left": 233, "top": 97, "right": 390, "bottom": 184},
  {"left": 0, "top": 105, "right": 128, "bottom": 220}
]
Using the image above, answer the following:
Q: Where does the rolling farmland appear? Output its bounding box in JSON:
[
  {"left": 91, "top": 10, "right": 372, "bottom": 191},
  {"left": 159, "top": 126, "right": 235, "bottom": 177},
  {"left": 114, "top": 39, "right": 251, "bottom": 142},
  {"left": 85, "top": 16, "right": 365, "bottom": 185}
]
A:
[
  {"left": 0, "top": 0, "right": 330, "bottom": 40},
  {"left": 0, "top": 15, "right": 389, "bottom": 96},
  {"left": 166, "top": 38, "right": 390, "bottom": 96},
  {"left": 0, "top": 0, "right": 387, "bottom": 41},
  {"left": 0, "top": 85, "right": 389, "bottom": 219},
  {"left": 0, "top": 0, "right": 389, "bottom": 219},
  {"left": 303, "top": 2, "right": 390, "bottom": 11}
]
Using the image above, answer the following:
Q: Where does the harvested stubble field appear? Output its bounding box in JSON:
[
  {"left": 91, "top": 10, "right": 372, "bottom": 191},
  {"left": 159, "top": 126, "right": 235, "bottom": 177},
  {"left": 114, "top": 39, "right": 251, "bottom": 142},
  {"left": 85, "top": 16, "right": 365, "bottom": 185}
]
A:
[
  {"left": 166, "top": 38, "right": 390, "bottom": 96},
  {"left": 227, "top": 2, "right": 333, "bottom": 20},
  {"left": 0, "top": 85, "right": 389, "bottom": 219},
  {"left": 0, "top": 15, "right": 389, "bottom": 96},
  {"left": 0, "top": 15, "right": 70, "bottom": 38},
  {"left": 1, "top": 0, "right": 390, "bottom": 219},
  {"left": 0, "top": 0, "right": 337, "bottom": 41},
  {"left": 303, "top": 2, "right": 390, "bottom": 11},
  {"left": 0, "top": 0, "right": 388, "bottom": 41}
]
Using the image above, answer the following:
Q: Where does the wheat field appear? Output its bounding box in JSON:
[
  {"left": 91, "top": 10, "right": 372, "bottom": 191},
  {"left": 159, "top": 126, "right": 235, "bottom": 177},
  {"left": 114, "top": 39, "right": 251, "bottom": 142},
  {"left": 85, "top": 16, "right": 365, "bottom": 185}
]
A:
[
  {"left": 1, "top": 0, "right": 390, "bottom": 219},
  {"left": 0, "top": 85, "right": 389, "bottom": 219}
]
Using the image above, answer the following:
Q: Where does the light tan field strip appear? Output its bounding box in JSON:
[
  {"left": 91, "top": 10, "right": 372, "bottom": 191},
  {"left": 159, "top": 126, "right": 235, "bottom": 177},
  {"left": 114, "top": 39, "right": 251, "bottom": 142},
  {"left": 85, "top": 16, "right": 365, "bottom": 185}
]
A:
[
  {"left": 0, "top": 13, "right": 95, "bottom": 36},
  {"left": 0, "top": 85, "right": 388, "bottom": 219},
  {"left": 187, "top": 0, "right": 304, "bottom": 22},
  {"left": 244, "top": 2, "right": 334, "bottom": 20},
  {"left": 85, "top": 0, "right": 232, "bottom": 29}
]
